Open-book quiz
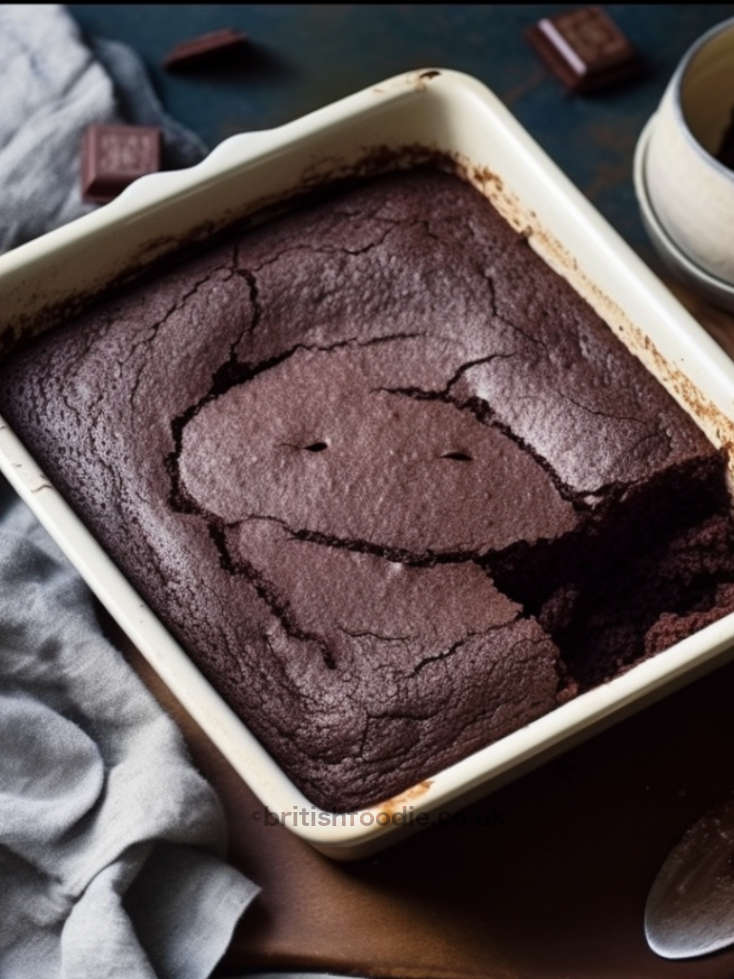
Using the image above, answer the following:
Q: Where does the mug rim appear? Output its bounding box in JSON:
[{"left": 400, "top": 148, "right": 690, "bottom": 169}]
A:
[
  {"left": 637, "top": 115, "right": 734, "bottom": 295},
  {"left": 672, "top": 15, "right": 734, "bottom": 184}
]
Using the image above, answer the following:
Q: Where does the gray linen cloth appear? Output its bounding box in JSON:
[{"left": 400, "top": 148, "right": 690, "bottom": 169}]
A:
[{"left": 0, "top": 481, "right": 259, "bottom": 978}]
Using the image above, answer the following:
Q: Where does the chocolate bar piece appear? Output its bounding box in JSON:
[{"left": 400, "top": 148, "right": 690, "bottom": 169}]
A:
[
  {"left": 163, "top": 28, "right": 248, "bottom": 70},
  {"left": 527, "top": 6, "right": 642, "bottom": 93},
  {"left": 81, "top": 124, "right": 161, "bottom": 204}
]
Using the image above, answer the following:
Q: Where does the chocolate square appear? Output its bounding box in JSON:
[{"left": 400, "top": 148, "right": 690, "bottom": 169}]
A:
[
  {"left": 527, "top": 6, "right": 642, "bottom": 93},
  {"left": 163, "top": 28, "right": 248, "bottom": 71},
  {"left": 81, "top": 124, "right": 161, "bottom": 204}
]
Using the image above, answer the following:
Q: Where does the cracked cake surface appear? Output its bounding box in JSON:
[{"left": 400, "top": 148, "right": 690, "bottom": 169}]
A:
[{"left": 2, "top": 168, "right": 734, "bottom": 812}]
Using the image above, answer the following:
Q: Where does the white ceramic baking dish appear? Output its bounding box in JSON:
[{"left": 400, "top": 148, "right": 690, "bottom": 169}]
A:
[{"left": 3, "top": 69, "right": 734, "bottom": 861}]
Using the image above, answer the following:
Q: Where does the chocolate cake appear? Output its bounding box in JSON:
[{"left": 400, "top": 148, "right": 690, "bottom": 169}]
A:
[{"left": 2, "top": 168, "right": 734, "bottom": 812}]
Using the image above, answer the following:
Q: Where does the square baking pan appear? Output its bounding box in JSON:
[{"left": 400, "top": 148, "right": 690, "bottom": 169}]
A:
[{"left": 2, "top": 69, "right": 734, "bottom": 861}]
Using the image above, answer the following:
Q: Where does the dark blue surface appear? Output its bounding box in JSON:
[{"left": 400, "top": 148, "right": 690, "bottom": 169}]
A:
[{"left": 69, "top": 4, "right": 734, "bottom": 265}]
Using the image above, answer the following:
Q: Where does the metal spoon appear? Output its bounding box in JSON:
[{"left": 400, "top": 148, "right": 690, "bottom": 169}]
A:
[{"left": 645, "top": 797, "right": 734, "bottom": 959}]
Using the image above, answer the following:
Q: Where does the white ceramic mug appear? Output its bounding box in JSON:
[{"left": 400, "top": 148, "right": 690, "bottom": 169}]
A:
[{"left": 644, "top": 17, "right": 734, "bottom": 286}]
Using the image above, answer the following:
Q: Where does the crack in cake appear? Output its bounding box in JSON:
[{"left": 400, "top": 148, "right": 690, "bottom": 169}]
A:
[{"left": 2, "top": 168, "right": 734, "bottom": 811}]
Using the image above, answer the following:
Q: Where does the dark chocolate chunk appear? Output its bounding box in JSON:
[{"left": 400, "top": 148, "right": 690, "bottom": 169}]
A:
[
  {"left": 527, "top": 6, "right": 642, "bottom": 93},
  {"left": 162, "top": 28, "right": 248, "bottom": 71},
  {"left": 81, "top": 124, "right": 161, "bottom": 204}
]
